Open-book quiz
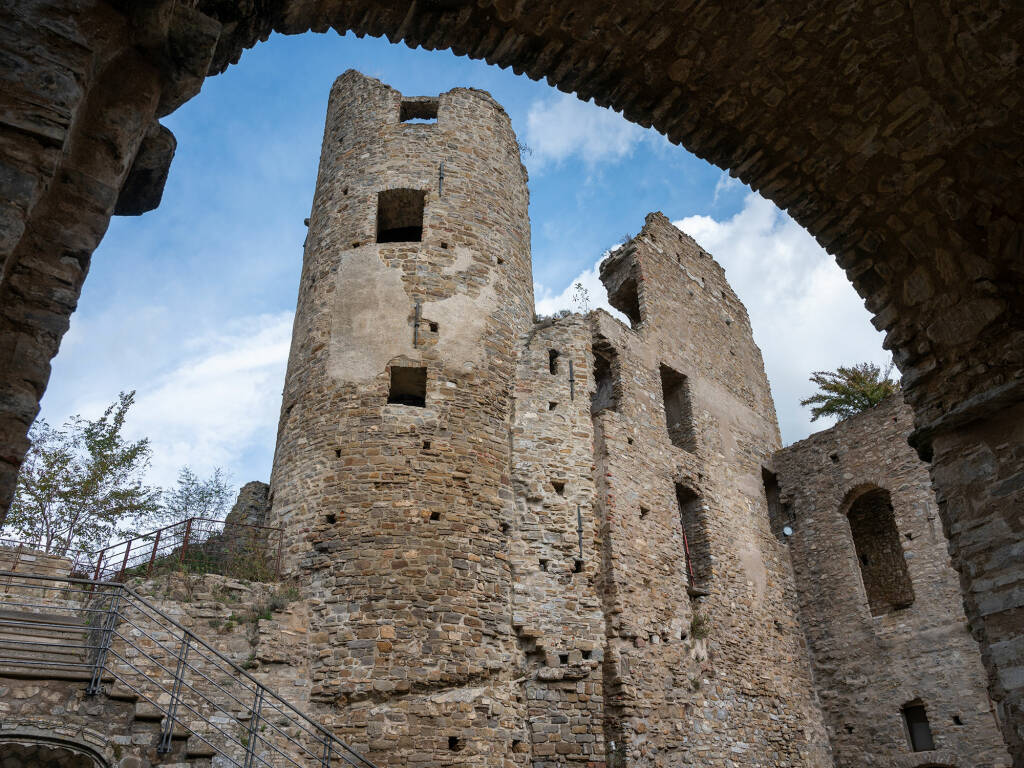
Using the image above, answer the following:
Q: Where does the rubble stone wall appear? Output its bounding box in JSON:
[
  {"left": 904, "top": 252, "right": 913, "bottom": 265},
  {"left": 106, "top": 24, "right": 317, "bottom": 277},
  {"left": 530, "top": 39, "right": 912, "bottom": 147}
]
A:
[
  {"left": 585, "top": 214, "right": 833, "bottom": 766},
  {"left": 774, "top": 395, "right": 1012, "bottom": 768}
]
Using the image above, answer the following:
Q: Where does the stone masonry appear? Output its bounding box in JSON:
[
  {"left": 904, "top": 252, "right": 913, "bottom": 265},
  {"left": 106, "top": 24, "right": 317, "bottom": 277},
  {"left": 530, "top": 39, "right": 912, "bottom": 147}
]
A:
[
  {"left": 264, "top": 71, "right": 841, "bottom": 767},
  {"left": 1, "top": 70, "right": 1014, "bottom": 768},
  {"left": 774, "top": 395, "right": 1012, "bottom": 768},
  {"left": 2, "top": 8, "right": 1021, "bottom": 758}
]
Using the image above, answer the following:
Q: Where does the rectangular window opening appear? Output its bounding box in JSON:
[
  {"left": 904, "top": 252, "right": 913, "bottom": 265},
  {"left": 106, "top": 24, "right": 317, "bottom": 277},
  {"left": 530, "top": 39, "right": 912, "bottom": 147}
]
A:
[
  {"left": 400, "top": 99, "right": 438, "bottom": 123},
  {"left": 660, "top": 364, "right": 697, "bottom": 452},
  {"left": 591, "top": 336, "right": 620, "bottom": 415},
  {"left": 761, "top": 467, "right": 787, "bottom": 538},
  {"left": 549, "top": 349, "right": 560, "bottom": 374},
  {"left": 848, "top": 487, "right": 915, "bottom": 615},
  {"left": 902, "top": 702, "right": 935, "bottom": 752},
  {"left": 676, "top": 484, "right": 710, "bottom": 597},
  {"left": 377, "top": 189, "right": 425, "bottom": 243},
  {"left": 387, "top": 366, "right": 427, "bottom": 407}
]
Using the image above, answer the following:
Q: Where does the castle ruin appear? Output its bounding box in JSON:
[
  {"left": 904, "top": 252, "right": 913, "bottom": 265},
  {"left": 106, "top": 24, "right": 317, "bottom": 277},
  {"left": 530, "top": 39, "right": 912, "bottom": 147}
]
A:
[
  {"left": 0, "top": 69, "right": 1014, "bottom": 768},
  {"left": 255, "top": 71, "right": 1009, "bottom": 766}
]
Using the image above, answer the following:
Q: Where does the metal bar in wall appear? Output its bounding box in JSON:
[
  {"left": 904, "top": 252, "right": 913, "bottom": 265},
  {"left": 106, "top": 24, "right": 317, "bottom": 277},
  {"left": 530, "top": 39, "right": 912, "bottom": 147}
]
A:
[{"left": 577, "top": 505, "right": 584, "bottom": 560}]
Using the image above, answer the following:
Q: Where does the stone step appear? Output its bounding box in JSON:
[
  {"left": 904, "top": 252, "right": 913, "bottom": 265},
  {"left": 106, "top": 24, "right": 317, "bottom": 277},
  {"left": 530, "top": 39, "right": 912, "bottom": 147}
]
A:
[
  {"left": 0, "top": 638, "right": 87, "bottom": 662},
  {"left": 0, "top": 607, "right": 88, "bottom": 629},
  {"left": 0, "top": 665, "right": 110, "bottom": 683}
]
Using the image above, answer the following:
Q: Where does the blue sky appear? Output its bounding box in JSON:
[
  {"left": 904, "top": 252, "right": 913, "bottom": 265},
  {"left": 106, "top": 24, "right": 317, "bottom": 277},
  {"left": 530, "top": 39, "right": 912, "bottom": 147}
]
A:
[{"left": 38, "top": 32, "right": 889, "bottom": 494}]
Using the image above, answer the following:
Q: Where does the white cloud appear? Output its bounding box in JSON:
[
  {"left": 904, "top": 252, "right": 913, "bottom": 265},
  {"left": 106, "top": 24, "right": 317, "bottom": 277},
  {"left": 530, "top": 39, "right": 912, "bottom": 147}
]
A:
[
  {"left": 534, "top": 254, "right": 628, "bottom": 323},
  {"left": 524, "top": 93, "right": 649, "bottom": 171},
  {"left": 128, "top": 312, "right": 292, "bottom": 488},
  {"left": 532, "top": 193, "right": 888, "bottom": 445},
  {"left": 58, "top": 312, "right": 293, "bottom": 492},
  {"left": 674, "top": 193, "right": 889, "bottom": 444},
  {"left": 712, "top": 171, "right": 742, "bottom": 205}
]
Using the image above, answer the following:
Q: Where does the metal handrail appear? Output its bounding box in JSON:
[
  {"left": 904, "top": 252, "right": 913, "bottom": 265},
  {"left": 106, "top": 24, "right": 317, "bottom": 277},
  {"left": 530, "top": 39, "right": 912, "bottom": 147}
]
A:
[
  {"left": 0, "top": 570, "right": 377, "bottom": 768},
  {"left": 1, "top": 516, "right": 286, "bottom": 583}
]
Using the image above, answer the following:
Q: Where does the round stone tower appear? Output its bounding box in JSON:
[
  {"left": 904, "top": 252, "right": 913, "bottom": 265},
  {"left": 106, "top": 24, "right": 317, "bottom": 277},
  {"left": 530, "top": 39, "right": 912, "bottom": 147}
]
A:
[{"left": 268, "top": 71, "right": 532, "bottom": 761}]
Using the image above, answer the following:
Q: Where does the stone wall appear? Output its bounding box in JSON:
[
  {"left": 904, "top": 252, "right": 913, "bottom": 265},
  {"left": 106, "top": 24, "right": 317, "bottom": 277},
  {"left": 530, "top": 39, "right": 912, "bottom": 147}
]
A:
[
  {"left": 508, "top": 314, "right": 606, "bottom": 764},
  {"left": 584, "top": 214, "right": 832, "bottom": 766},
  {"left": 774, "top": 395, "right": 1011, "bottom": 767}
]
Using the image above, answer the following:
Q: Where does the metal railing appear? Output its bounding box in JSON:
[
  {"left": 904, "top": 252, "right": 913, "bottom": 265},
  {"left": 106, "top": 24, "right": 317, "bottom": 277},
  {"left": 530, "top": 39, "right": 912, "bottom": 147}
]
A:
[
  {"left": 0, "top": 517, "right": 285, "bottom": 583},
  {"left": 0, "top": 571, "right": 376, "bottom": 768},
  {"left": 90, "top": 517, "right": 285, "bottom": 582}
]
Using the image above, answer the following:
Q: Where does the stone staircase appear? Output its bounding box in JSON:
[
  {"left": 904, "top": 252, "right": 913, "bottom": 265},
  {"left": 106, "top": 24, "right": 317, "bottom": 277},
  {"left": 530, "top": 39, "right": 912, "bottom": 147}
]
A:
[
  {"left": 0, "top": 608, "right": 90, "bottom": 675},
  {"left": 0, "top": 563, "right": 377, "bottom": 768}
]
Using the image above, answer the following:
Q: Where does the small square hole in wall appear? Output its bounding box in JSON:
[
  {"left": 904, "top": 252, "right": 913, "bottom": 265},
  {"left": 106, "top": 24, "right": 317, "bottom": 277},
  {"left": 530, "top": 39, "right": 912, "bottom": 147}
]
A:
[
  {"left": 447, "top": 736, "right": 464, "bottom": 752},
  {"left": 400, "top": 98, "right": 438, "bottom": 123},
  {"left": 559, "top": 653, "right": 569, "bottom": 665},
  {"left": 325, "top": 513, "right": 337, "bottom": 524},
  {"left": 552, "top": 481, "right": 566, "bottom": 496},
  {"left": 539, "top": 559, "right": 549, "bottom": 572},
  {"left": 334, "top": 448, "right": 341, "bottom": 458},
  {"left": 639, "top": 506, "right": 649, "bottom": 519},
  {"left": 582, "top": 649, "right": 592, "bottom": 660},
  {"left": 429, "top": 511, "right": 441, "bottom": 521},
  {"left": 829, "top": 452, "right": 839, "bottom": 463},
  {"left": 549, "top": 401, "right": 557, "bottom": 411},
  {"left": 422, "top": 440, "right": 431, "bottom": 450},
  {"left": 627, "top": 437, "right": 634, "bottom": 445},
  {"left": 428, "top": 321, "right": 438, "bottom": 333},
  {"left": 500, "top": 521, "right": 510, "bottom": 533},
  {"left": 573, "top": 558, "right": 583, "bottom": 574},
  {"left": 388, "top": 366, "right": 426, "bottom": 407},
  {"left": 441, "top": 241, "right": 448, "bottom": 249},
  {"left": 549, "top": 350, "right": 560, "bottom": 374},
  {"left": 953, "top": 715, "right": 963, "bottom": 725}
]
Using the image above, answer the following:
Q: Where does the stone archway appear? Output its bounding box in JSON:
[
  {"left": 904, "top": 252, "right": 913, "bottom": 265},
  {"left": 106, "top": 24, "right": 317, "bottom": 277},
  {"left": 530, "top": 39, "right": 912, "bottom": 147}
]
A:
[
  {"left": 0, "top": 1, "right": 1021, "bottom": 762},
  {"left": 0, "top": 740, "right": 105, "bottom": 768}
]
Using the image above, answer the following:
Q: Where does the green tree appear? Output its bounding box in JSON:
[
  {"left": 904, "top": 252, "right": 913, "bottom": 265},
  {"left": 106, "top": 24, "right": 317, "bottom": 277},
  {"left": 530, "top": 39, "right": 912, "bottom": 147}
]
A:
[
  {"left": 3, "top": 392, "right": 161, "bottom": 556},
  {"left": 159, "top": 466, "right": 233, "bottom": 524},
  {"left": 800, "top": 362, "right": 899, "bottom": 422}
]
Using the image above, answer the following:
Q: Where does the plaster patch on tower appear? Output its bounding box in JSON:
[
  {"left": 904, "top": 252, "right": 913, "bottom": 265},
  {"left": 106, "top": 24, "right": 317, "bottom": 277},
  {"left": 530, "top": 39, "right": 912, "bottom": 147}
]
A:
[
  {"left": 737, "top": 536, "right": 768, "bottom": 607},
  {"left": 425, "top": 279, "right": 497, "bottom": 369},
  {"left": 328, "top": 248, "right": 415, "bottom": 383}
]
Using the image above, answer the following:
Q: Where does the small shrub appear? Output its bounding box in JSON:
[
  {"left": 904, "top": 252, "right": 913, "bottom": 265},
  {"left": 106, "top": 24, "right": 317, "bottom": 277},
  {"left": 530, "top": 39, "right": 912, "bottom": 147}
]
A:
[{"left": 690, "top": 612, "right": 710, "bottom": 640}]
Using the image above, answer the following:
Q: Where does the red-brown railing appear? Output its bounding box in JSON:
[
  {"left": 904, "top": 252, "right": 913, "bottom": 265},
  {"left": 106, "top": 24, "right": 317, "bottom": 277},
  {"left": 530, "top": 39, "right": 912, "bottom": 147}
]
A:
[
  {"left": 2, "top": 517, "right": 285, "bottom": 583},
  {"left": 90, "top": 517, "right": 284, "bottom": 582}
]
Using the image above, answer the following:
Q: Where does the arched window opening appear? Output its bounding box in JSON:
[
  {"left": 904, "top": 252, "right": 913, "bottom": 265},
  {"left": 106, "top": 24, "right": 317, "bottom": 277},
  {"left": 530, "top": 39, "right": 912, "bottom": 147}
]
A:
[
  {"left": 902, "top": 700, "right": 936, "bottom": 752},
  {"left": 847, "top": 487, "right": 914, "bottom": 615},
  {"left": 0, "top": 741, "right": 105, "bottom": 767}
]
